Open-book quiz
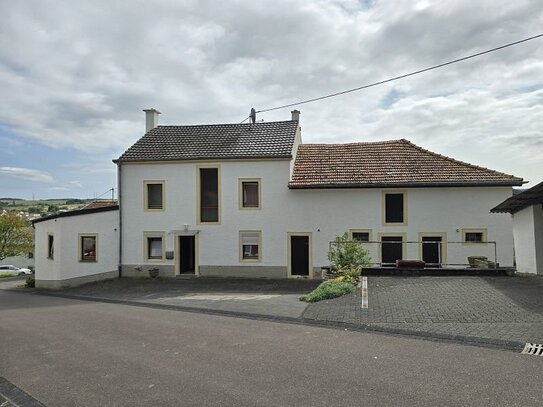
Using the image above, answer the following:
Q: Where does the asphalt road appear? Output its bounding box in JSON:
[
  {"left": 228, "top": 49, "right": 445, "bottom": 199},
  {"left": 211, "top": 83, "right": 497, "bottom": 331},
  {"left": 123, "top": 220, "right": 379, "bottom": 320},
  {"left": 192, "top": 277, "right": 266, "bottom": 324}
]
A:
[{"left": 0, "top": 290, "right": 541, "bottom": 407}]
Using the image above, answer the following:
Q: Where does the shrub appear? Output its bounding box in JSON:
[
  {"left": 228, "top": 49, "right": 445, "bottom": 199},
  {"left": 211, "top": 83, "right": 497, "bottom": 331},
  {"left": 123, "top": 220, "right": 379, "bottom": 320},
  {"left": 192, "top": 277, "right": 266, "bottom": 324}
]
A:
[
  {"left": 328, "top": 232, "right": 371, "bottom": 271},
  {"left": 25, "top": 276, "right": 35, "bottom": 288},
  {"left": 334, "top": 266, "right": 362, "bottom": 284},
  {"left": 300, "top": 281, "right": 355, "bottom": 303}
]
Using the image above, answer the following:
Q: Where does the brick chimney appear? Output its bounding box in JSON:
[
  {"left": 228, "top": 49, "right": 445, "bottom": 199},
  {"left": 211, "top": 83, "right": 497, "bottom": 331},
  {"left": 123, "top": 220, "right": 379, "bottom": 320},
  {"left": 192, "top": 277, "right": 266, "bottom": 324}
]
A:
[
  {"left": 291, "top": 110, "right": 300, "bottom": 122},
  {"left": 143, "top": 108, "right": 161, "bottom": 132}
]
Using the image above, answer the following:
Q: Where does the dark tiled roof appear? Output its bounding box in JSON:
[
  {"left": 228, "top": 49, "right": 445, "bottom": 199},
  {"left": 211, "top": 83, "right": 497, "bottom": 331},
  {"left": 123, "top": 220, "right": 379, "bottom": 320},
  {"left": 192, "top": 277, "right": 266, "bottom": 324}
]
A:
[
  {"left": 289, "top": 139, "right": 523, "bottom": 188},
  {"left": 116, "top": 121, "right": 298, "bottom": 162},
  {"left": 491, "top": 182, "right": 543, "bottom": 213}
]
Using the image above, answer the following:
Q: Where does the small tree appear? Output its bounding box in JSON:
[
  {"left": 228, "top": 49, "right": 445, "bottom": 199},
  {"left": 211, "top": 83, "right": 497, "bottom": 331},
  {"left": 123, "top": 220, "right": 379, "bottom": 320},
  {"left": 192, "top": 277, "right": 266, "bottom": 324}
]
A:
[
  {"left": 0, "top": 213, "right": 34, "bottom": 261},
  {"left": 328, "top": 232, "right": 371, "bottom": 270}
]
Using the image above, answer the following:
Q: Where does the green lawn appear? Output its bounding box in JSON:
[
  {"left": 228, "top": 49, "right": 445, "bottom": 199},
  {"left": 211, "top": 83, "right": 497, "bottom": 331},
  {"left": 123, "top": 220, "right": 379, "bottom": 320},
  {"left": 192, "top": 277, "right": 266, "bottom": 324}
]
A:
[{"left": 0, "top": 272, "right": 18, "bottom": 278}]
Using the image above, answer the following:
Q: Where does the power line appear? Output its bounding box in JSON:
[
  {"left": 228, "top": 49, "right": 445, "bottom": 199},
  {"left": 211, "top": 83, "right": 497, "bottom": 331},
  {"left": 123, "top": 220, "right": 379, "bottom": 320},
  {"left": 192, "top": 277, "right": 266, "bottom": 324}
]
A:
[{"left": 255, "top": 33, "right": 543, "bottom": 114}]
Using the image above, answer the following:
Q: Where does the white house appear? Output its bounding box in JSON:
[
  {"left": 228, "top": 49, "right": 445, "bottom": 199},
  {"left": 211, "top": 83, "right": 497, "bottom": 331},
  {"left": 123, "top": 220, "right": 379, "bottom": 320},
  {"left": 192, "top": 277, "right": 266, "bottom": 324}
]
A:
[
  {"left": 491, "top": 182, "right": 543, "bottom": 275},
  {"left": 113, "top": 109, "right": 522, "bottom": 279},
  {"left": 32, "top": 108, "right": 524, "bottom": 287}
]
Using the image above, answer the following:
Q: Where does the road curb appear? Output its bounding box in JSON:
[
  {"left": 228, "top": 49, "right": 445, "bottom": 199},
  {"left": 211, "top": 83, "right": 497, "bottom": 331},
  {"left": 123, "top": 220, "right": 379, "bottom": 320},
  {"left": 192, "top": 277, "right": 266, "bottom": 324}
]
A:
[
  {"left": 14, "top": 288, "right": 526, "bottom": 353},
  {"left": 0, "top": 377, "right": 45, "bottom": 407}
]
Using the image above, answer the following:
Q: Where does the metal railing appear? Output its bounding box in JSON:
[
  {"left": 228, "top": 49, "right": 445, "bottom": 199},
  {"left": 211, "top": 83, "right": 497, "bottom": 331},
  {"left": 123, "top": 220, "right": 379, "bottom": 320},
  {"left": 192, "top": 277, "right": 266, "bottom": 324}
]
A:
[{"left": 329, "top": 240, "right": 498, "bottom": 268}]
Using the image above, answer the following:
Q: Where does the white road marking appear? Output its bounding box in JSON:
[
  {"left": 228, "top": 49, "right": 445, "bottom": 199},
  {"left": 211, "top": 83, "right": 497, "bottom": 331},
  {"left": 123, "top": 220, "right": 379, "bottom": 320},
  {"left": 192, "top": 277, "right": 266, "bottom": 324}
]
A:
[{"left": 361, "top": 276, "right": 368, "bottom": 309}]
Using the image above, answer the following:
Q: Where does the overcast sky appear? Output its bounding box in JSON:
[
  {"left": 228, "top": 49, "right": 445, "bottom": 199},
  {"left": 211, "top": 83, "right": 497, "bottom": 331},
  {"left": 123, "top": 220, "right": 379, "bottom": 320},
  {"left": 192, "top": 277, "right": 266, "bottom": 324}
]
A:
[{"left": 0, "top": 0, "right": 542, "bottom": 199}]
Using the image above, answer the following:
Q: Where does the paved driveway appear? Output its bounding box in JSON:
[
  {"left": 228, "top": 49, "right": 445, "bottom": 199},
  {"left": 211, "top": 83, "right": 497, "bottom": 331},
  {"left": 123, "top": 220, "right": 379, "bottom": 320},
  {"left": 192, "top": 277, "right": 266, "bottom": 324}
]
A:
[
  {"left": 5, "top": 275, "right": 542, "bottom": 349},
  {"left": 41, "top": 277, "right": 320, "bottom": 318},
  {"left": 303, "top": 276, "right": 543, "bottom": 347}
]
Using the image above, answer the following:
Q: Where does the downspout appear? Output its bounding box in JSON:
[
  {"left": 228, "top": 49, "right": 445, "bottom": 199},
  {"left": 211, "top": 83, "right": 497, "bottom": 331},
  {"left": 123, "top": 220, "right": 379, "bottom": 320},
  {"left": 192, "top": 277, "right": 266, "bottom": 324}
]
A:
[{"left": 117, "top": 161, "right": 123, "bottom": 278}]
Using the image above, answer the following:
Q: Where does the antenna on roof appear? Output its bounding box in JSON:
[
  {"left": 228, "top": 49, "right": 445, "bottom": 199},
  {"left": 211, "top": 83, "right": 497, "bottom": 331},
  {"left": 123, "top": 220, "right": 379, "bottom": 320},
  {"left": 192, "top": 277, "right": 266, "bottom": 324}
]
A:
[{"left": 249, "top": 108, "right": 256, "bottom": 124}]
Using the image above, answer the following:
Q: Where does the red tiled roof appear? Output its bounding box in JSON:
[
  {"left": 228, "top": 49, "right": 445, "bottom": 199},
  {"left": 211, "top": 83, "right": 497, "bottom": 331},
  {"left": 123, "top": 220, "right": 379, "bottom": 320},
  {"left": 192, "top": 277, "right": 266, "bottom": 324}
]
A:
[
  {"left": 83, "top": 200, "right": 118, "bottom": 209},
  {"left": 289, "top": 139, "right": 523, "bottom": 188}
]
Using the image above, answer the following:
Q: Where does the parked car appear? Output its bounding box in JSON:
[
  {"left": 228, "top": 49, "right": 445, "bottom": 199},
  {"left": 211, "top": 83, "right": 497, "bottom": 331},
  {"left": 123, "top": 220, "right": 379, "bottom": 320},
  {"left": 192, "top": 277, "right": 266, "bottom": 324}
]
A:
[{"left": 0, "top": 265, "right": 33, "bottom": 275}]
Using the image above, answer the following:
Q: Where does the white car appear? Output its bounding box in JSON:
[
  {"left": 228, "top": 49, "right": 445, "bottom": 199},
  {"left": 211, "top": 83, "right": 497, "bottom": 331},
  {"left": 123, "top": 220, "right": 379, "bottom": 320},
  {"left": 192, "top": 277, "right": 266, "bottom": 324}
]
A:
[{"left": 0, "top": 265, "right": 33, "bottom": 275}]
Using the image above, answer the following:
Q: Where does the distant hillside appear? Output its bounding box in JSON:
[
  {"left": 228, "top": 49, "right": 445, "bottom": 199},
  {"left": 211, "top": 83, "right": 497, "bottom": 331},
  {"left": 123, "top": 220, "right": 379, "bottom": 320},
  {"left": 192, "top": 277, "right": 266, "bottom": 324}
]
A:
[{"left": 0, "top": 198, "right": 95, "bottom": 215}]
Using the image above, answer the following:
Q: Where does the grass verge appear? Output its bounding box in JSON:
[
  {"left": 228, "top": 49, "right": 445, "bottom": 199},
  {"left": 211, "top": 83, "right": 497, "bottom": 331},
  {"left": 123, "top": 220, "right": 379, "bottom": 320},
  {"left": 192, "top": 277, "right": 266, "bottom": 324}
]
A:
[
  {"left": 300, "top": 281, "right": 355, "bottom": 303},
  {"left": 0, "top": 272, "right": 18, "bottom": 278}
]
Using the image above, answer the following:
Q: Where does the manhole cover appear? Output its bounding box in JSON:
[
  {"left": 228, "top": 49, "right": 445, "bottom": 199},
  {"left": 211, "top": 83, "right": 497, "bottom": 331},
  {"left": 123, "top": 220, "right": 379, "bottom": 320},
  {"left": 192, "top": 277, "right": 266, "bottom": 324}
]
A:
[{"left": 521, "top": 343, "right": 543, "bottom": 356}]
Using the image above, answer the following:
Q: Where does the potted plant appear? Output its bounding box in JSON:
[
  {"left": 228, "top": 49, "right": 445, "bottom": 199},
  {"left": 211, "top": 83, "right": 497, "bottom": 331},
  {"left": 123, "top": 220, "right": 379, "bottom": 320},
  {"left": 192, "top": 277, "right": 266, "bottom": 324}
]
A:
[{"left": 148, "top": 267, "right": 159, "bottom": 278}]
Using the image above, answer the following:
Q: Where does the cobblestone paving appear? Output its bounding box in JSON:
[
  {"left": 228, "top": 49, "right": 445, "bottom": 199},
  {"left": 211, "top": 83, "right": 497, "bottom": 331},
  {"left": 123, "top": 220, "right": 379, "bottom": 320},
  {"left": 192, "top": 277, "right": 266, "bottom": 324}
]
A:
[{"left": 303, "top": 276, "right": 543, "bottom": 345}]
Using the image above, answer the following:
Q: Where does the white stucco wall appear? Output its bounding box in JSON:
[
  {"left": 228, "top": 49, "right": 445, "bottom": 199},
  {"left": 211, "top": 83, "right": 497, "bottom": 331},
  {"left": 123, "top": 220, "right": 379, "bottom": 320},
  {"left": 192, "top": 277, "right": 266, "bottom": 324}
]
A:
[
  {"left": 120, "top": 159, "right": 515, "bottom": 276},
  {"left": 512, "top": 204, "right": 543, "bottom": 274},
  {"left": 34, "top": 209, "right": 119, "bottom": 287}
]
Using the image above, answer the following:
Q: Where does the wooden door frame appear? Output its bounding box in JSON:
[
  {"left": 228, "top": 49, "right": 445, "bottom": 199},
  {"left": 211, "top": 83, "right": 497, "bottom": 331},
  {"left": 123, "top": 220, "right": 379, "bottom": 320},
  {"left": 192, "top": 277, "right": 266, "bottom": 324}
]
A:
[{"left": 287, "top": 232, "right": 313, "bottom": 279}]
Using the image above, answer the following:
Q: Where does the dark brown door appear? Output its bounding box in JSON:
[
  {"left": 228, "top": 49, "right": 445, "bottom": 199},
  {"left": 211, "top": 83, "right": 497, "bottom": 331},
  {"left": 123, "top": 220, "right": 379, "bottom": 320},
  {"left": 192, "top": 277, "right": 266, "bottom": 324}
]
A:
[
  {"left": 179, "top": 236, "right": 195, "bottom": 274},
  {"left": 381, "top": 236, "right": 403, "bottom": 266},
  {"left": 290, "top": 236, "right": 309, "bottom": 276},
  {"left": 422, "top": 236, "right": 442, "bottom": 267}
]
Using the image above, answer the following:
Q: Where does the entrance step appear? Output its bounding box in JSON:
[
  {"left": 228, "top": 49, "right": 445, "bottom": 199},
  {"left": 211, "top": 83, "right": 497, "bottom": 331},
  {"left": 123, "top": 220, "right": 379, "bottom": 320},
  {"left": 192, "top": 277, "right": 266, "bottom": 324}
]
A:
[{"left": 176, "top": 274, "right": 197, "bottom": 279}]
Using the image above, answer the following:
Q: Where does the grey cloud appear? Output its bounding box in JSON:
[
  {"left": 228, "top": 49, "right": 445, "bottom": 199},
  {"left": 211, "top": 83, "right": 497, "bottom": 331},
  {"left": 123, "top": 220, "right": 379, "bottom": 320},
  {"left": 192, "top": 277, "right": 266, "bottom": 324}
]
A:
[
  {"left": 0, "top": 167, "right": 54, "bottom": 183},
  {"left": 0, "top": 0, "right": 542, "bottom": 187}
]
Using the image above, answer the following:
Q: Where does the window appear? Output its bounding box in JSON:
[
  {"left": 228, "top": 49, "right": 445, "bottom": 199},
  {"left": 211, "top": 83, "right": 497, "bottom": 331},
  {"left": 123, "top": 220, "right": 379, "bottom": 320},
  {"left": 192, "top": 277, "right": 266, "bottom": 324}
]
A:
[
  {"left": 144, "top": 181, "right": 164, "bottom": 211},
  {"left": 240, "top": 231, "right": 261, "bottom": 262},
  {"left": 462, "top": 229, "right": 487, "bottom": 244},
  {"left": 350, "top": 229, "right": 371, "bottom": 242},
  {"left": 47, "top": 234, "right": 54, "bottom": 259},
  {"left": 383, "top": 191, "right": 407, "bottom": 225},
  {"left": 79, "top": 235, "right": 97, "bottom": 262},
  {"left": 144, "top": 233, "right": 165, "bottom": 261},
  {"left": 199, "top": 167, "right": 220, "bottom": 223},
  {"left": 239, "top": 179, "right": 261, "bottom": 209}
]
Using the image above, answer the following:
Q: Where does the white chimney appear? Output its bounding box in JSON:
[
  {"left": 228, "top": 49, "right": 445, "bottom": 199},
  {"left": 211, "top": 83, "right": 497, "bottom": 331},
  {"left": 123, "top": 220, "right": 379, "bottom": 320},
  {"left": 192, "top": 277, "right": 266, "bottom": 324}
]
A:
[
  {"left": 291, "top": 109, "right": 300, "bottom": 122},
  {"left": 143, "top": 108, "right": 161, "bottom": 132}
]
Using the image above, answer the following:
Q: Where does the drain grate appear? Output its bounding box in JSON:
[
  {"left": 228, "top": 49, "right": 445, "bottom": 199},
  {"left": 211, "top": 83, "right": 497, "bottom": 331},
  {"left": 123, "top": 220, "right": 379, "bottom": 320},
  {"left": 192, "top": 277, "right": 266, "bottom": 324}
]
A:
[{"left": 521, "top": 343, "right": 543, "bottom": 356}]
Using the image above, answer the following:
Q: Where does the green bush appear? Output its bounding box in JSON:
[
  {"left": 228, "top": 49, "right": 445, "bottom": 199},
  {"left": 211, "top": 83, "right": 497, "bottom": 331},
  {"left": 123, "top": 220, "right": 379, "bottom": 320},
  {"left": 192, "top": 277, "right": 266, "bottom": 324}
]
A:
[
  {"left": 300, "top": 281, "right": 355, "bottom": 303},
  {"left": 328, "top": 232, "right": 371, "bottom": 271},
  {"left": 25, "top": 276, "right": 35, "bottom": 288},
  {"left": 334, "top": 266, "right": 362, "bottom": 284}
]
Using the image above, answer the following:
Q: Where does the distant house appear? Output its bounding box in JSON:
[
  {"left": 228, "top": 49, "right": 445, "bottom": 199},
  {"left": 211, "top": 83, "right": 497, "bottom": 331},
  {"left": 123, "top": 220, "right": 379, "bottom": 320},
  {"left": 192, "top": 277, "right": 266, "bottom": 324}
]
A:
[
  {"left": 491, "top": 182, "right": 543, "bottom": 275},
  {"left": 31, "top": 109, "right": 524, "bottom": 287}
]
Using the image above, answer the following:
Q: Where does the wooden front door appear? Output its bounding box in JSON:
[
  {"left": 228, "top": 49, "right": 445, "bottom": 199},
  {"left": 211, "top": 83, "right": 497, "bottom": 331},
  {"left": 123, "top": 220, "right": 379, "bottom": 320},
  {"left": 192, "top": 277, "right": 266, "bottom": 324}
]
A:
[
  {"left": 179, "top": 235, "right": 195, "bottom": 274},
  {"left": 381, "top": 236, "right": 403, "bottom": 266},
  {"left": 290, "top": 235, "right": 310, "bottom": 277},
  {"left": 422, "top": 236, "right": 442, "bottom": 267}
]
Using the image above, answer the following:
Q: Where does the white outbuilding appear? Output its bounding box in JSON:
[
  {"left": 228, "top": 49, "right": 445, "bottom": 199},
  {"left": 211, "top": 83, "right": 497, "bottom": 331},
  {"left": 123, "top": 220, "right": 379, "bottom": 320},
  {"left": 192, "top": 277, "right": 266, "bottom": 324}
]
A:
[
  {"left": 491, "top": 182, "right": 543, "bottom": 275},
  {"left": 32, "top": 204, "right": 119, "bottom": 288}
]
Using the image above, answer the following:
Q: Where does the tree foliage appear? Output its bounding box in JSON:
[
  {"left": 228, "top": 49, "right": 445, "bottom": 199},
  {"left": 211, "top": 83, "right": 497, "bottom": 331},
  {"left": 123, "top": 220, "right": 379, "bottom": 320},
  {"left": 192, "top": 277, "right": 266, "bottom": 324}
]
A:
[
  {"left": 0, "top": 213, "right": 34, "bottom": 261},
  {"left": 328, "top": 232, "right": 371, "bottom": 270}
]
